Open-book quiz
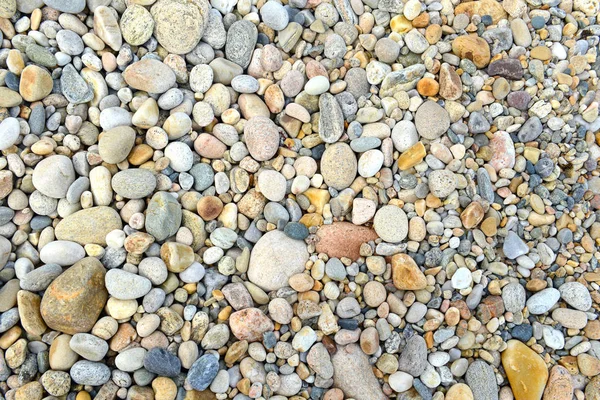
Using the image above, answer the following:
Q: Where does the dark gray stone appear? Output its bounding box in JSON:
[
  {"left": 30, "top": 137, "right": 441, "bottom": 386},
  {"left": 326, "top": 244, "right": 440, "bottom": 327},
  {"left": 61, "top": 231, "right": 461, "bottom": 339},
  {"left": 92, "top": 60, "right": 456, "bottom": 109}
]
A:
[
  {"left": 187, "top": 354, "right": 219, "bottom": 391},
  {"left": 143, "top": 348, "right": 181, "bottom": 377}
]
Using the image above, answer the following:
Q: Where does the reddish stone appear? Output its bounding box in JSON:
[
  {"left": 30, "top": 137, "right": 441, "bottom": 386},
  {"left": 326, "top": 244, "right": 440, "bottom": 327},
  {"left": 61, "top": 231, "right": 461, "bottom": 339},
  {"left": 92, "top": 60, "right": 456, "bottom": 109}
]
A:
[
  {"left": 315, "top": 222, "right": 378, "bottom": 260},
  {"left": 476, "top": 296, "right": 505, "bottom": 323}
]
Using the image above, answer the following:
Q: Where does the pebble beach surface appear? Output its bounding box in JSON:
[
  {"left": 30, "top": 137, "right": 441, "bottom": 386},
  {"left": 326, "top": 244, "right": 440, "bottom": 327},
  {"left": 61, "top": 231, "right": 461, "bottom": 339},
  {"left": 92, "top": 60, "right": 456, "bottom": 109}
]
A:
[{"left": 0, "top": 0, "right": 599, "bottom": 399}]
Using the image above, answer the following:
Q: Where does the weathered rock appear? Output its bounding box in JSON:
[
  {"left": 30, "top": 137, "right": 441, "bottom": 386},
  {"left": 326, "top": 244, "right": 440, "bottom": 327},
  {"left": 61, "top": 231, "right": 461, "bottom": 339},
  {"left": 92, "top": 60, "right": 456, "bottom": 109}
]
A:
[
  {"left": 55, "top": 206, "right": 122, "bottom": 246},
  {"left": 332, "top": 344, "right": 388, "bottom": 400},
  {"left": 40, "top": 258, "right": 108, "bottom": 335}
]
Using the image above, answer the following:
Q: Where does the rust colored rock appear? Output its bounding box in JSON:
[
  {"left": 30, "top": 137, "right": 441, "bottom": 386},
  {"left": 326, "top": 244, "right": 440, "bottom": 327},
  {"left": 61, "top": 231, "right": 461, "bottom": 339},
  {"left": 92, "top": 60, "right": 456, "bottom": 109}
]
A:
[
  {"left": 315, "top": 222, "right": 379, "bottom": 260},
  {"left": 461, "top": 202, "right": 485, "bottom": 229},
  {"left": 477, "top": 296, "right": 505, "bottom": 323},
  {"left": 40, "top": 257, "right": 108, "bottom": 335}
]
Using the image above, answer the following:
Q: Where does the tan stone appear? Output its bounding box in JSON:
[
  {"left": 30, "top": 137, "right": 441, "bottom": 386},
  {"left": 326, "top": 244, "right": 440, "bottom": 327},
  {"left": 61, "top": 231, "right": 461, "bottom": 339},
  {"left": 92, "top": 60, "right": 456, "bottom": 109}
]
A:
[
  {"left": 451, "top": 35, "right": 491, "bottom": 68},
  {"left": 502, "top": 340, "right": 548, "bottom": 400},
  {"left": 455, "top": 0, "right": 508, "bottom": 23},
  {"left": 446, "top": 383, "right": 474, "bottom": 400},
  {"left": 20, "top": 65, "right": 53, "bottom": 102},
  {"left": 397, "top": 142, "right": 426, "bottom": 170},
  {"left": 392, "top": 253, "right": 427, "bottom": 290}
]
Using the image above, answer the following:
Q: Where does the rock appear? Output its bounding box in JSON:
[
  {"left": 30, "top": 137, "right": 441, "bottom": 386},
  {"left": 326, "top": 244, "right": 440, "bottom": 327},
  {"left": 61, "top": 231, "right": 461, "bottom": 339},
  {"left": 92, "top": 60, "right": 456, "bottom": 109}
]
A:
[
  {"left": 40, "top": 258, "right": 108, "bottom": 335},
  {"left": 55, "top": 206, "right": 122, "bottom": 246},
  {"left": 321, "top": 143, "right": 358, "bottom": 190},
  {"left": 0, "top": 0, "right": 16, "bottom": 18},
  {"left": 247, "top": 230, "right": 309, "bottom": 291},
  {"left": 373, "top": 205, "right": 408, "bottom": 243},
  {"left": 32, "top": 155, "right": 75, "bottom": 199},
  {"left": 43, "top": 0, "right": 85, "bottom": 13},
  {"left": 187, "top": 354, "right": 219, "bottom": 391},
  {"left": 428, "top": 170, "right": 456, "bottom": 198},
  {"left": 559, "top": 282, "right": 592, "bottom": 311},
  {"left": 0, "top": 117, "right": 20, "bottom": 150},
  {"left": 503, "top": 231, "right": 529, "bottom": 259},
  {"left": 260, "top": 1, "right": 289, "bottom": 30},
  {"left": 226, "top": 20, "right": 258, "bottom": 68},
  {"left": 146, "top": 192, "right": 182, "bottom": 241},
  {"left": 120, "top": 4, "right": 155, "bottom": 46},
  {"left": 388, "top": 371, "right": 413, "bottom": 393},
  {"left": 105, "top": 269, "right": 152, "bottom": 300},
  {"left": 488, "top": 131, "right": 515, "bottom": 171},
  {"left": 543, "top": 366, "right": 573, "bottom": 400},
  {"left": 123, "top": 59, "right": 176, "bottom": 94},
  {"left": 487, "top": 58, "right": 524, "bottom": 80},
  {"left": 318, "top": 93, "right": 345, "bottom": 143},
  {"left": 398, "top": 335, "right": 427, "bottom": 376},
  {"left": 244, "top": 116, "right": 280, "bottom": 161},
  {"left": 70, "top": 361, "right": 111, "bottom": 386},
  {"left": 454, "top": 0, "right": 507, "bottom": 23},
  {"left": 502, "top": 282, "right": 526, "bottom": 313},
  {"left": 98, "top": 126, "right": 136, "bottom": 164},
  {"left": 230, "top": 307, "right": 274, "bottom": 341},
  {"left": 451, "top": 35, "right": 491, "bottom": 68},
  {"left": 332, "top": 344, "right": 388, "bottom": 400},
  {"left": 69, "top": 333, "right": 108, "bottom": 361},
  {"left": 93, "top": 6, "right": 122, "bottom": 51},
  {"left": 40, "top": 241, "right": 85, "bottom": 266},
  {"left": 518, "top": 116, "right": 543, "bottom": 142},
  {"left": 466, "top": 361, "right": 498, "bottom": 400},
  {"left": 392, "top": 253, "right": 426, "bottom": 290},
  {"left": 316, "top": 222, "right": 378, "bottom": 260},
  {"left": 17, "top": 290, "right": 46, "bottom": 336},
  {"left": 112, "top": 169, "right": 157, "bottom": 199},
  {"left": 446, "top": 383, "right": 474, "bottom": 400},
  {"left": 526, "top": 288, "right": 560, "bottom": 315},
  {"left": 415, "top": 101, "right": 450, "bottom": 139},
  {"left": 502, "top": 340, "right": 548, "bottom": 400},
  {"left": 151, "top": 0, "right": 208, "bottom": 54},
  {"left": 439, "top": 64, "right": 462, "bottom": 100},
  {"left": 144, "top": 348, "right": 182, "bottom": 377}
]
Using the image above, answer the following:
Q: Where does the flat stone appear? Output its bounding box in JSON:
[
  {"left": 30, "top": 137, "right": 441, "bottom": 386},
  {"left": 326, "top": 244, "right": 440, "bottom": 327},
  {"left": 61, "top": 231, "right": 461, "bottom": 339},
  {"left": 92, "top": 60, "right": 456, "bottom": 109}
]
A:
[
  {"left": 187, "top": 354, "right": 219, "bottom": 391},
  {"left": 398, "top": 335, "right": 427, "bottom": 376},
  {"left": 373, "top": 205, "right": 408, "bottom": 243},
  {"left": 321, "top": 143, "right": 357, "bottom": 190},
  {"left": 55, "top": 206, "right": 122, "bottom": 246},
  {"left": 526, "top": 288, "right": 560, "bottom": 315},
  {"left": 332, "top": 344, "right": 388, "bottom": 400},
  {"left": 112, "top": 169, "right": 157, "bottom": 199},
  {"left": 247, "top": 230, "right": 309, "bottom": 291},
  {"left": 315, "top": 222, "right": 379, "bottom": 260},
  {"left": 559, "top": 282, "right": 592, "bottom": 311},
  {"left": 488, "top": 58, "right": 524, "bottom": 80},
  {"left": 43, "top": 0, "right": 85, "bottom": 13},
  {"left": 226, "top": 20, "right": 258, "bottom": 68},
  {"left": 123, "top": 59, "right": 176, "bottom": 94},
  {"left": 120, "top": 4, "right": 154, "bottom": 46},
  {"left": 98, "top": 126, "right": 136, "bottom": 164}
]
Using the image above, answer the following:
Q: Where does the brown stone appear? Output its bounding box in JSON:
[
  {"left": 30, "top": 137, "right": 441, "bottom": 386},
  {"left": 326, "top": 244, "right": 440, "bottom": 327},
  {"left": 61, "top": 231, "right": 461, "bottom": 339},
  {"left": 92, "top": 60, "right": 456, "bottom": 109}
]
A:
[
  {"left": 451, "top": 35, "right": 491, "bottom": 68},
  {"left": 439, "top": 64, "right": 462, "bottom": 100},
  {"left": 315, "top": 222, "right": 379, "bottom": 260},
  {"left": 197, "top": 196, "right": 223, "bottom": 221},
  {"left": 543, "top": 366, "right": 573, "bottom": 400},
  {"left": 40, "top": 258, "right": 107, "bottom": 335},
  {"left": 15, "top": 381, "right": 43, "bottom": 400},
  {"left": 391, "top": 253, "right": 427, "bottom": 291},
  {"left": 481, "top": 217, "right": 498, "bottom": 236},
  {"left": 578, "top": 353, "right": 600, "bottom": 377},
  {"left": 502, "top": 340, "right": 548, "bottom": 400},
  {"left": 585, "top": 320, "right": 600, "bottom": 339},
  {"left": 461, "top": 202, "right": 484, "bottom": 229}
]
